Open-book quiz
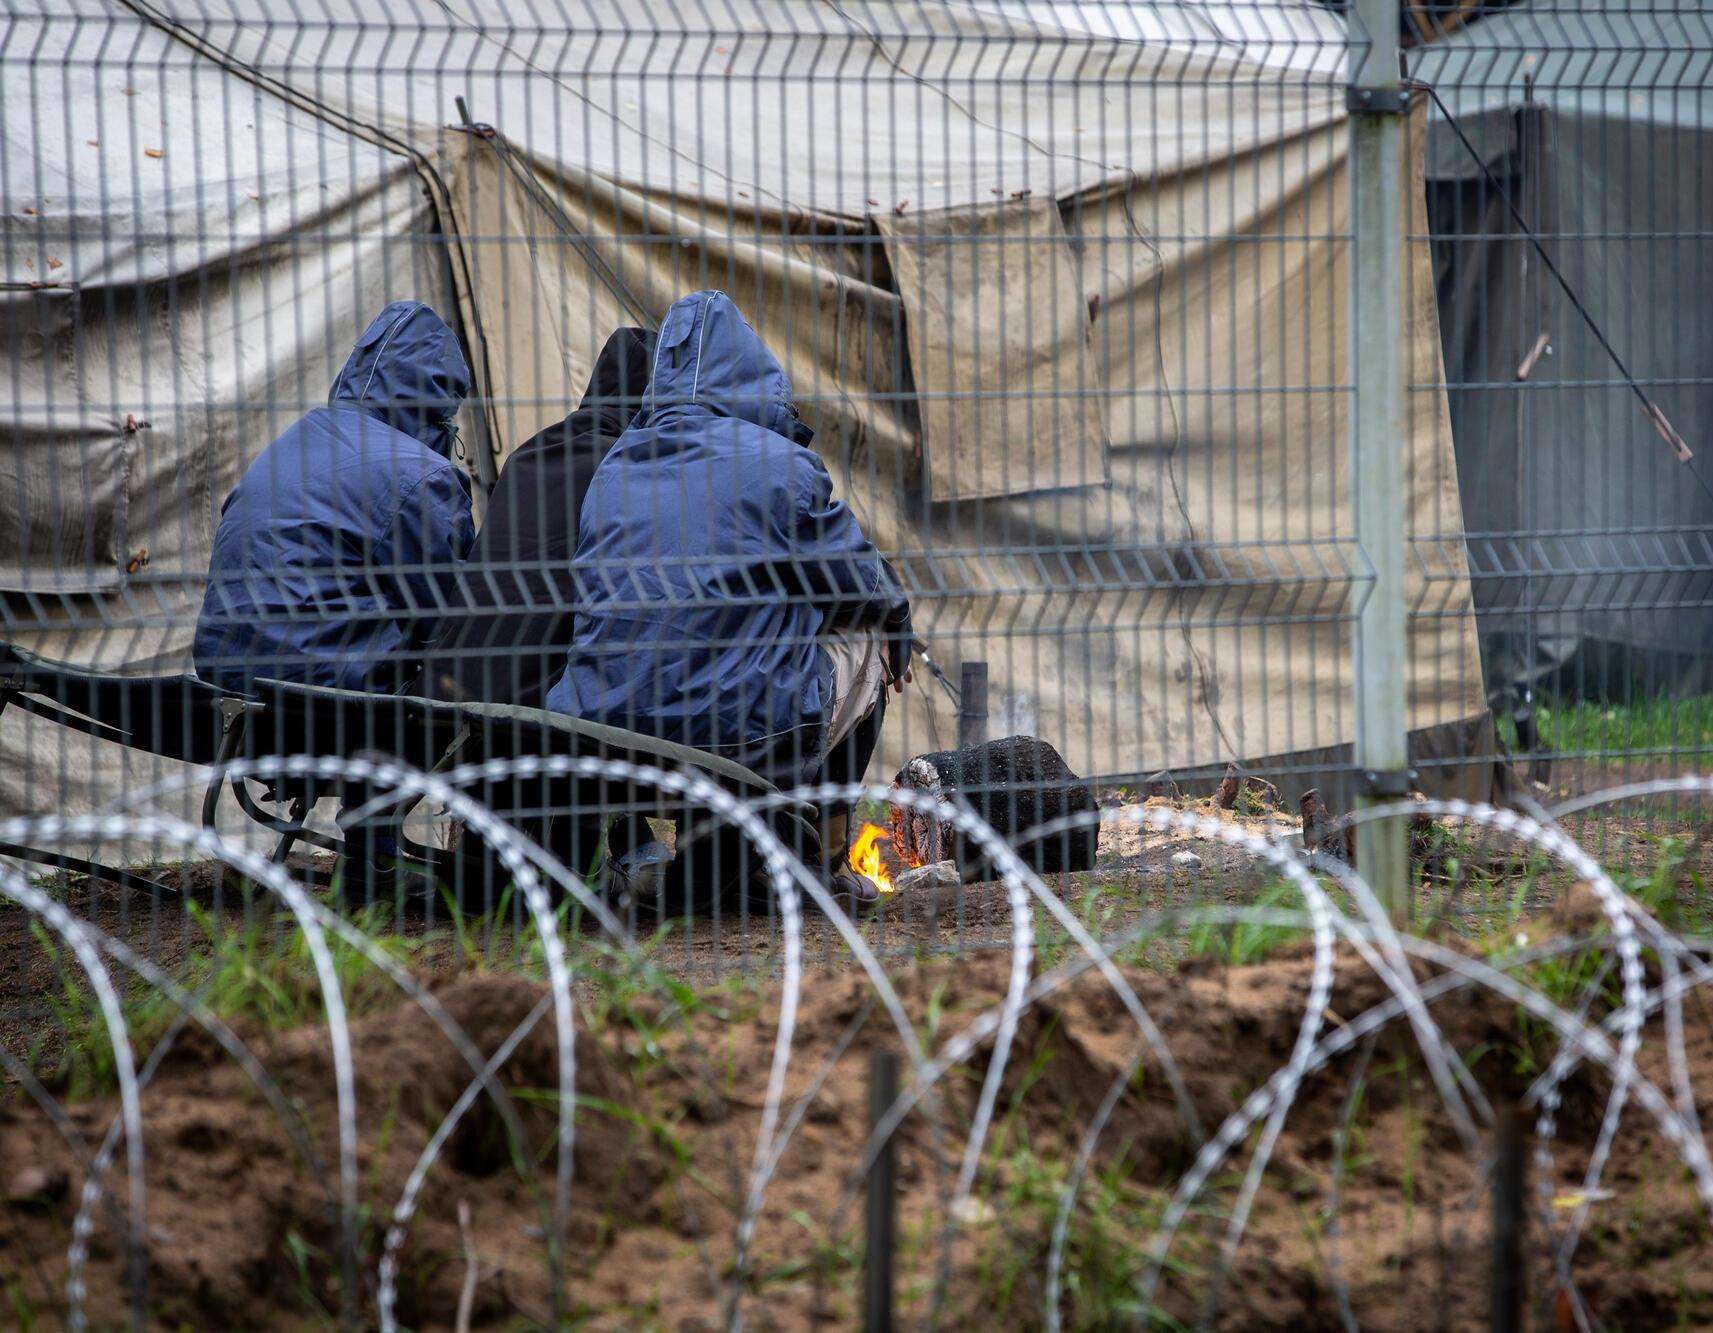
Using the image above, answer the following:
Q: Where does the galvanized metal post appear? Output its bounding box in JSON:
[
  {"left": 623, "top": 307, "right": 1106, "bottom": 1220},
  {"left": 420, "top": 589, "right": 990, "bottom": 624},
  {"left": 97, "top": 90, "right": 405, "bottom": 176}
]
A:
[{"left": 1348, "top": 0, "right": 1411, "bottom": 920}]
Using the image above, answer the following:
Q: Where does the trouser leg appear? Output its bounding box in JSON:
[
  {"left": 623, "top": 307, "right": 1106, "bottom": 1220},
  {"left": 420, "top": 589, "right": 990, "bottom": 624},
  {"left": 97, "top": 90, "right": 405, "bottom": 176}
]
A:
[{"left": 816, "top": 626, "right": 889, "bottom": 860}]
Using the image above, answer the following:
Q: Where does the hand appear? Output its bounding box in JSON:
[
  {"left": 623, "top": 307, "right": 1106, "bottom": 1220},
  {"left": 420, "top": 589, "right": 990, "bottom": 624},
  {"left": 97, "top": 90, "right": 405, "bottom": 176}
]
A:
[
  {"left": 881, "top": 600, "right": 913, "bottom": 692},
  {"left": 884, "top": 631, "right": 912, "bottom": 690}
]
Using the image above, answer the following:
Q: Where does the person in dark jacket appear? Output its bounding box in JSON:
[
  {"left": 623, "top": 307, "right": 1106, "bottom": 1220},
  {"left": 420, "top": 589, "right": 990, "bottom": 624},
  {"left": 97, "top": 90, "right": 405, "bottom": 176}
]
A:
[
  {"left": 432, "top": 327, "right": 652, "bottom": 704},
  {"left": 547, "top": 290, "right": 910, "bottom": 896},
  {"left": 194, "top": 300, "right": 474, "bottom": 694}
]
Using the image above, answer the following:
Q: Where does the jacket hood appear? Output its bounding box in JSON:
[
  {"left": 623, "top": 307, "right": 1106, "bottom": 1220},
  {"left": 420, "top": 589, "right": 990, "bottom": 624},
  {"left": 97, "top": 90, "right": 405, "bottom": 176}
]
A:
[
  {"left": 328, "top": 300, "right": 472, "bottom": 456},
  {"left": 641, "top": 291, "right": 812, "bottom": 445},
  {"left": 578, "top": 326, "right": 654, "bottom": 439}
]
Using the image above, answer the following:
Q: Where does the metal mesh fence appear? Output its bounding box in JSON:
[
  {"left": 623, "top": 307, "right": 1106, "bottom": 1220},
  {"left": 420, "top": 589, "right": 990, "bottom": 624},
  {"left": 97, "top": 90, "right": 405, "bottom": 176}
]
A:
[
  {"left": 1413, "top": 0, "right": 1713, "bottom": 797},
  {"left": 3, "top": 4, "right": 1713, "bottom": 1327},
  {"left": 0, "top": 0, "right": 1705, "bottom": 944}
]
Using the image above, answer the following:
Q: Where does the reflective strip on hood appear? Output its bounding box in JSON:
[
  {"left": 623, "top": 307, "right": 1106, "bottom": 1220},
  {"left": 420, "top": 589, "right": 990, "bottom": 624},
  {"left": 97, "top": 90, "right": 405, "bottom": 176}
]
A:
[{"left": 640, "top": 290, "right": 812, "bottom": 445}]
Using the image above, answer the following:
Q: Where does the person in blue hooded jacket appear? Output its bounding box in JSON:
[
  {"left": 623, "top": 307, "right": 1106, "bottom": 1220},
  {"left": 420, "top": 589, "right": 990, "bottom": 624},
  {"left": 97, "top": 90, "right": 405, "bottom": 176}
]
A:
[
  {"left": 547, "top": 291, "right": 911, "bottom": 895},
  {"left": 194, "top": 300, "right": 475, "bottom": 694}
]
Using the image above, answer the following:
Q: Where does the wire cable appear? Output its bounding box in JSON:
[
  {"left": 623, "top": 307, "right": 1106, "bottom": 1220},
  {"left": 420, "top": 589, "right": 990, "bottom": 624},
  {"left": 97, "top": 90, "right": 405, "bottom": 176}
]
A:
[{"left": 1422, "top": 80, "right": 1713, "bottom": 507}]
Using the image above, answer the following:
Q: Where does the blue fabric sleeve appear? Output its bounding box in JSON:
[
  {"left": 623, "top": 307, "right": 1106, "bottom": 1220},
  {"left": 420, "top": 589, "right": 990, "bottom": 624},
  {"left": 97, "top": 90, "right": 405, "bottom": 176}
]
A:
[
  {"left": 792, "top": 455, "right": 912, "bottom": 664},
  {"left": 391, "top": 464, "right": 475, "bottom": 649}
]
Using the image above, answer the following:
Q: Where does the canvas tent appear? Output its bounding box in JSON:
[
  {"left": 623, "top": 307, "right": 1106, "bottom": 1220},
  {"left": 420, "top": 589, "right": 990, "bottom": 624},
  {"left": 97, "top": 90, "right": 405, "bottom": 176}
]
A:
[
  {"left": 0, "top": 0, "right": 1491, "bottom": 848},
  {"left": 1414, "top": 0, "right": 1713, "bottom": 701},
  {"left": 0, "top": 8, "right": 467, "bottom": 846}
]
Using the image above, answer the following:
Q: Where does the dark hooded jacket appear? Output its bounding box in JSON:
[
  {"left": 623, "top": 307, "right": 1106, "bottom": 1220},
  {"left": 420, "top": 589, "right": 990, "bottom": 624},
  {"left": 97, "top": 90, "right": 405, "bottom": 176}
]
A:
[
  {"left": 545, "top": 291, "right": 908, "bottom": 772},
  {"left": 432, "top": 327, "right": 652, "bottom": 705},
  {"left": 193, "top": 300, "right": 475, "bottom": 693}
]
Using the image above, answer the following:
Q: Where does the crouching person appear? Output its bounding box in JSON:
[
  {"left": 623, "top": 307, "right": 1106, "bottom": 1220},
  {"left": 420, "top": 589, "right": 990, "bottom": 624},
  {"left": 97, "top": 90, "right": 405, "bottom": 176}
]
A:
[
  {"left": 432, "top": 326, "right": 652, "bottom": 705},
  {"left": 429, "top": 326, "right": 653, "bottom": 903},
  {"left": 194, "top": 300, "right": 475, "bottom": 893},
  {"left": 547, "top": 290, "right": 910, "bottom": 908},
  {"left": 195, "top": 299, "right": 474, "bottom": 692}
]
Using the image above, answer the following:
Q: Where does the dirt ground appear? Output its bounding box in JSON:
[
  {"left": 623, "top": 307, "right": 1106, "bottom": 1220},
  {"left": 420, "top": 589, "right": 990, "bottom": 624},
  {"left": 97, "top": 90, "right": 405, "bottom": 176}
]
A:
[
  {"left": 3, "top": 788, "right": 1710, "bottom": 1327},
  {"left": 635, "top": 793, "right": 1705, "bottom": 979},
  {"left": 4, "top": 922, "right": 1713, "bottom": 1328},
  {"left": 0, "top": 792, "right": 1289, "bottom": 1035}
]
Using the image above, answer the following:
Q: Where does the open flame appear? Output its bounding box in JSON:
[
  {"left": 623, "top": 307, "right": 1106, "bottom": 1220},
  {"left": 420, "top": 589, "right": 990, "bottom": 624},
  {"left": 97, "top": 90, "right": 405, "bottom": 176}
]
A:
[{"left": 847, "top": 821, "right": 896, "bottom": 894}]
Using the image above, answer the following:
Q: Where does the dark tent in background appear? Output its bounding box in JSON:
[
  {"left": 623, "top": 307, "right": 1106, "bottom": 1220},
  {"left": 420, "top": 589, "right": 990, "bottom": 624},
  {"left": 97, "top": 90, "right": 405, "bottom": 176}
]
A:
[{"left": 1415, "top": 0, "right": 1713, "bottom": 706}]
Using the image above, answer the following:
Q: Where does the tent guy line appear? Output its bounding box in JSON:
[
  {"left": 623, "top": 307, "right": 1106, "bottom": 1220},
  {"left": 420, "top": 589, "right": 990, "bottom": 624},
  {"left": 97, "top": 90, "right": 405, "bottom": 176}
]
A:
[{"left": 1423, "top": 78, "right": 1713, "bottom": 508}]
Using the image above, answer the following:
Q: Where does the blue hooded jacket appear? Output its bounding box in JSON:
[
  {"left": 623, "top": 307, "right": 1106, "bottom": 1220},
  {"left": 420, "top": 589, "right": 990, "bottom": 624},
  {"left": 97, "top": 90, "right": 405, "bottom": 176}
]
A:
[
  {"left": 546, "top": 291, "right": 907, "bottom": 761},
  {"left": 194, "top": 300, "right": 475, "bottom": 693}
]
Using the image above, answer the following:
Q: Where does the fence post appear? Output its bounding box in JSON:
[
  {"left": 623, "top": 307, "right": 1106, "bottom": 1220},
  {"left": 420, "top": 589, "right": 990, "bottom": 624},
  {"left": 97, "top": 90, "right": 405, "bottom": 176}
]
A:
[
  {"left": 958, "top": 660, "right": 989, "bottom": 751},
  {"left": 864, "top": 1047, "right": 899, "bottom": 1333},
  {"left": 1347, "top": 0, "right": 1411, "bottom": 920},
  {"left": 1491, "top": 1105, "right": 1527, "bottom": 1332}
]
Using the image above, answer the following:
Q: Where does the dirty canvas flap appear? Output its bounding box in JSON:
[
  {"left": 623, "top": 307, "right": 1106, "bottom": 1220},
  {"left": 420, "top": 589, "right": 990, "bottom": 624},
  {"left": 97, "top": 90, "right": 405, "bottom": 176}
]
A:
[
  {"left": 0, "top": 405, "right": 130, "bottom": 594},
  {"left": 877, "top": 198, "right": 1110, "bottom": 503}
]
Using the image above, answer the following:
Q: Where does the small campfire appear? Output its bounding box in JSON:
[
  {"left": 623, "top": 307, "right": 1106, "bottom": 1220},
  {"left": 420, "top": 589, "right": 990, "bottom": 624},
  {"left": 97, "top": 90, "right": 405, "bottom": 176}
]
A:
[
  {"left": 846, "top": 738, "right": 1097, "bottom": 897},
  {"left": 886, "top": 736, "right": 1098, "bottom": 884},
  {"left": 847, "top": 821, "right": 897, "bottom": 895}
]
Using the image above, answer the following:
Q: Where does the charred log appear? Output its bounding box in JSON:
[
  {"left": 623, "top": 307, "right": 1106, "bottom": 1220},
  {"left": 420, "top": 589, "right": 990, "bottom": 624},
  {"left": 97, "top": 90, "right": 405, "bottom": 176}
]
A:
[{"left": 889, "top": 736, "right": 1097, "bottom": 883}]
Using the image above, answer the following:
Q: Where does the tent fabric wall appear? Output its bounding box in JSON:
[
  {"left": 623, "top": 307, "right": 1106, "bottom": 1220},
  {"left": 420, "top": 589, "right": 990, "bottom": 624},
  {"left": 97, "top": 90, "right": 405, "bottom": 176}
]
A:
[
  {"left": 450, "top": 101, "right": 1489, "bottom": 795},
  {"left": 191, "top": 0, "right": 1352, "bottom": 218},
  {"left": 1429, "top": 110, "right": 1713, "bottom": 682},
  {"left": 875, "top": 197, "right": 1111, "bottom": 503},
  {"left": 0, "top": 16, "right": 465, "bottom": 842},
  {"left": 1415, "top": 0, "right": 1713, "bottom": 695}
]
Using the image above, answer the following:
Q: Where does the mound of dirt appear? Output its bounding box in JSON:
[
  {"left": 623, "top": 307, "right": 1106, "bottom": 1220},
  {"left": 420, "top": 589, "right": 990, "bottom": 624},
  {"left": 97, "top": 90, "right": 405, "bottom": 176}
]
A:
[
  {"left": 0, "top": 972, "right": 667, "bottom": 1329},
  {"left": 5, "top": 943, "right": 1712, "bottom": 1328}
]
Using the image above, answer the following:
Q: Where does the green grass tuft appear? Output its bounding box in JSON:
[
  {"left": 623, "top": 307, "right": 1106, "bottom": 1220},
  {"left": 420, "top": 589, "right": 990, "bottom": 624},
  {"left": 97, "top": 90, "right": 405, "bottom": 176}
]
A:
[{"left": 1498, "top": 694, "right": 1713, "bottom": 757}]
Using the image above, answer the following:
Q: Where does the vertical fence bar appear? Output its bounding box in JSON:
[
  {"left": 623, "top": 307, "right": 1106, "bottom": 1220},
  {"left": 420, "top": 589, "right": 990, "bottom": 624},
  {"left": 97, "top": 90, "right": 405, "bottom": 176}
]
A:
[
  {"left": 1347, "top": 0, "right": 1411, "bottom": 919},
  {"left": 864, "top": 1047, "right": 899, "bottom": 1333}
]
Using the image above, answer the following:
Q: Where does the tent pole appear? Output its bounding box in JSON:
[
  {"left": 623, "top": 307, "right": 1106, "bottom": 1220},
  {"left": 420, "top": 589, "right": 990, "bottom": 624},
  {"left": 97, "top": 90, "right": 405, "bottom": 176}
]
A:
[{"left": 1347, "top": 0, "right": 1411, "bottom": 920}]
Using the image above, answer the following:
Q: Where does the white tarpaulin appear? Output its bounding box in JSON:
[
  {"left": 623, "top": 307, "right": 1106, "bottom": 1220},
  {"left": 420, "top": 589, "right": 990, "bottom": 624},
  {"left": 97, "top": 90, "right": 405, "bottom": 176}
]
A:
[{"left": 0, "top": 16, "right": 462, "bottom": 840}]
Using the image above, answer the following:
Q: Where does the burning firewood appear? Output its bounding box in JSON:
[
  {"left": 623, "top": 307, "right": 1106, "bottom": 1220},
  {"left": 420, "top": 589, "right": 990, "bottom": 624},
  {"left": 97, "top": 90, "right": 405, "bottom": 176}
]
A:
[
  {"left": 846, "top": 821, "right": 899, "bottom": 895},
  {"left": 887, "top": 736, "right": 1097, "bottom": 884},
  {"left": 842, "top": 823, "right": 961, "bottom": 901}
]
